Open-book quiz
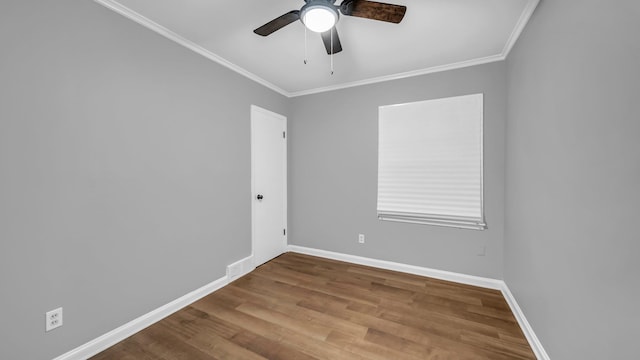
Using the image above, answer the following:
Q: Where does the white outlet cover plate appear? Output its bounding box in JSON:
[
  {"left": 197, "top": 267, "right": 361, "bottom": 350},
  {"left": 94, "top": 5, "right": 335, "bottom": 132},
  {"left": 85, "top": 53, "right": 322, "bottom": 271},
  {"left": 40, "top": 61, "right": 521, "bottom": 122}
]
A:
[{"left": 46, "top": 307, "right": 63, "bottom": 332}]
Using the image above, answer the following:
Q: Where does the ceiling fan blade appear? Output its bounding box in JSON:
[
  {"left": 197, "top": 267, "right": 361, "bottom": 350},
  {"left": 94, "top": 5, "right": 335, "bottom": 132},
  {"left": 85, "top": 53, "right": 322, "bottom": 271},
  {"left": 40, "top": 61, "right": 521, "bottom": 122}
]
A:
[
  {"left": 321, "top": 28, "right": 343, "bottom": 55},
  {"left": 253, "top": 10, "right": 300, "bottom": 36},
  {"left": 340, "top": 0, "right": 406, "bottom": 24}
]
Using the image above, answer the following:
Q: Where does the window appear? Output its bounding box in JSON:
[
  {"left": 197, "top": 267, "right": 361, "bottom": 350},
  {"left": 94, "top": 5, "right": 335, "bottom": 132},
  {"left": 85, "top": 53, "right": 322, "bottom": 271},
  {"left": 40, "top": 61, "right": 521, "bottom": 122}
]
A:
[{"left": 377, "top": 93, "right": 486, "bottom": 230}]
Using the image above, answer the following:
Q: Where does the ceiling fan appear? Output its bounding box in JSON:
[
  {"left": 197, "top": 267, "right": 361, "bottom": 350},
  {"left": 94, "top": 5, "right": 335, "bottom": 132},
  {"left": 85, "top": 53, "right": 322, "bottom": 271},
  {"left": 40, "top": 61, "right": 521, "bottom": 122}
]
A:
[{"left": 253, "top": 0, "right": 407, "bottom": 55}]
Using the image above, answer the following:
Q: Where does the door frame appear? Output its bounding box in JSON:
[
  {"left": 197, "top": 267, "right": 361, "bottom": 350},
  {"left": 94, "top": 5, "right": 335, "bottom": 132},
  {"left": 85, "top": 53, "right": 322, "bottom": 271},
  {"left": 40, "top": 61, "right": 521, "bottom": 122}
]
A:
[{"left": 250, "top": 105, "right": 287, "bottom": 267}]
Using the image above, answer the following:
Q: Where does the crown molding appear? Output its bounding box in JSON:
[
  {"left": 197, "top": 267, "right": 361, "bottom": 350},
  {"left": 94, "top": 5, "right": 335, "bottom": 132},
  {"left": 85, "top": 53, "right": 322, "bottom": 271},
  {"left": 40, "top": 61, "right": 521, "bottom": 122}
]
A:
[
  {"left": 93, "top": 0, "right": 290, "bottom": 97},
  {"left": 291, "top": 0, "right": 539, "bottom": 97},
  {"left": 94, "top": 0, "right": 539, "bottom": 98},
  {"left": 288, "top": 54, "right": 506, "bottom": 97},
  {"left": 501, "top": 0, "right": 540, "bottom": 56}
]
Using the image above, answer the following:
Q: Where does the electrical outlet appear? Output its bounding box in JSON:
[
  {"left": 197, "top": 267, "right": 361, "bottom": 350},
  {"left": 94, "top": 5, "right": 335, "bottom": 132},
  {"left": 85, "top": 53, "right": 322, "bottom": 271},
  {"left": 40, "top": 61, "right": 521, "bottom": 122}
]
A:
[
  {"left": 45, "top": 307, "right": 63, "bottom": 332},
  {"left": 358, "top": 234, "right": 365, "bottom": 244}
]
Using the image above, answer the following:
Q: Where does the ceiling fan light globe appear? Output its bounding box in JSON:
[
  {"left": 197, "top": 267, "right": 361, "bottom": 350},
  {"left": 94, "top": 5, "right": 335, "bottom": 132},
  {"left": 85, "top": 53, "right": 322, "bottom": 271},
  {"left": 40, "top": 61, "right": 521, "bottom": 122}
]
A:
[{"left": 302, "top": 6, "right": 337, "bottom": 33}]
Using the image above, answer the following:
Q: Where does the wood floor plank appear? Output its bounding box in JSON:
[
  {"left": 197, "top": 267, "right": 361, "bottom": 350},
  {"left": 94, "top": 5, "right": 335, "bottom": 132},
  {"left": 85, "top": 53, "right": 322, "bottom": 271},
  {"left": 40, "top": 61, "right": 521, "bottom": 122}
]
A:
[
  {"left": 224, "top": 285, "right": 368, "bottom": 339},
  {"left": 326, "top": 330, "right": 425, "bottom": 360},
  {"left": 192, "top": 296, "right": 362, "bottom": 360},
  {"left": 363, "top": 328, "right": 474, "bottom": 360},
  {"left": 131, "top": 324, "right": 216, "bottom": 360},
  {"left": 159, "top": 309, "right": 267, "bottom": 360},
  {"left": 91, "top": 253, "right": 536, "bottom": 360}
]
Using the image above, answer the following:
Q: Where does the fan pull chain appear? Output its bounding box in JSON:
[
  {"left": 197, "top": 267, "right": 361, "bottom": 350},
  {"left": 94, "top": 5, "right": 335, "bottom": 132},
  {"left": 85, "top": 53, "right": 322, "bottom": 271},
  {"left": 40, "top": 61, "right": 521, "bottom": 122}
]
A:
[
  {"left": 330, "top": 27, "right": 334, "bottom": 75},
  {"left": 304, "top": 26, "right": 308, "bottom": 65}
]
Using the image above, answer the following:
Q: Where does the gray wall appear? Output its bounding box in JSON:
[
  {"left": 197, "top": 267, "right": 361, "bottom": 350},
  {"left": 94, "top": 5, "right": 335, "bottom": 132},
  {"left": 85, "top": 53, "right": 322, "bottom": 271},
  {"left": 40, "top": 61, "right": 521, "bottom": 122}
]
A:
[
  {"left": 505, "top": 0, "right": 640, "bottom": 358},
  {"left": 289, "top": 62, "right": 507, "bottom": 279},
  {"left": 0, "top": 1, "right": 287, "bottom": 359},
  {"left": 5, "top": 0, "right": 637, "bottom": 358}
]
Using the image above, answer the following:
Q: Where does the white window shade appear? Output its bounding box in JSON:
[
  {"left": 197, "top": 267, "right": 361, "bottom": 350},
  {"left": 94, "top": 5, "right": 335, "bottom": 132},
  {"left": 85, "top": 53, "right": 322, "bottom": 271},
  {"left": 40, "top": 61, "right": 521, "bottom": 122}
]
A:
[{"left": 377, "top": 94, "right": 486, "bottom": 230}]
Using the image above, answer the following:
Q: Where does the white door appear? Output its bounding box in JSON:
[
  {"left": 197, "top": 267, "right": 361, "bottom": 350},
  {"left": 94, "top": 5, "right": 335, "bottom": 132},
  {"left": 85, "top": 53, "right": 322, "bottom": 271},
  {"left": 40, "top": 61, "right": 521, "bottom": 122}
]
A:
[{"left": 251, "top": 105, "right": 287, "bottom": 267}]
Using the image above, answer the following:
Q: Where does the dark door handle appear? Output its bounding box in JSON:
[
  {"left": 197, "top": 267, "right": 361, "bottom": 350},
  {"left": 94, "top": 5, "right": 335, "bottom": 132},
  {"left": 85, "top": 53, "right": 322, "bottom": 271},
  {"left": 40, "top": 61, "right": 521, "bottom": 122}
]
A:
[{"left": 256, "top": 194, "right": 264, "bottom": 200}]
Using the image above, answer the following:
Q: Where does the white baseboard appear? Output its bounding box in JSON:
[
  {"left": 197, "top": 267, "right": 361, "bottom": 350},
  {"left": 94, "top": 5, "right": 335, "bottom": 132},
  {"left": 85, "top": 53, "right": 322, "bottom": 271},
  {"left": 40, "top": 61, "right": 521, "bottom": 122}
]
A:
[
  {"left": 287, "top": 245, "right": 503, "bottom": 290},
  {"left": 287, "top": 245, "right": 549, "bottom": 359},
  {"left": 53, "top": 248, "right": 549, "bottom": 360},
  {"left": 500, "top": 284, "right": 551, "bottom": 360},
  {"left": 53, "top": 255, "right": 253, "bottom": 360}
]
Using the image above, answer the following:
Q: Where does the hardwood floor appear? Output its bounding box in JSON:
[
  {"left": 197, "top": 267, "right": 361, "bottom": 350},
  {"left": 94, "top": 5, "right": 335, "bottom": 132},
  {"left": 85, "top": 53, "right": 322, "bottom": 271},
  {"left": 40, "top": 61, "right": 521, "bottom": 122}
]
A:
[{"left": 91, "top": 253, "right": 535, "bottom": 359}]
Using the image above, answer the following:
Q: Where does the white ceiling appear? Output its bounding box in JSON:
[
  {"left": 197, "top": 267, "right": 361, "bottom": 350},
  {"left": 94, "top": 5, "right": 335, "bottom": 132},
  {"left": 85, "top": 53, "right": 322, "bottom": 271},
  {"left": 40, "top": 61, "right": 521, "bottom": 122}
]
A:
[{"left": 96, "top": 0, "right": 538, "bottom": 97}]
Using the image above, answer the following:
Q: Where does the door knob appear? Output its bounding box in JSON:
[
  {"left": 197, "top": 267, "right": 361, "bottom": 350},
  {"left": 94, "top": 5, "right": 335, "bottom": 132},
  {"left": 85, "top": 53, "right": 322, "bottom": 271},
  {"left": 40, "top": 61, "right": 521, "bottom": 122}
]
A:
[{"left": 256, "top": 194, "right": 264, "bottom": 200}]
